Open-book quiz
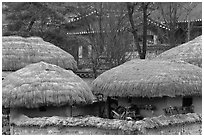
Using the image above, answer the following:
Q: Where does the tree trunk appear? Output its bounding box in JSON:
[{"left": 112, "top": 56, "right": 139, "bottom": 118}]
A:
[
  {"left": 169, "top": 3, "right": 177, "bottom": 47},
  {"left": 71, "top": 45, "right": 79, "bottom": 67},
  {"left": 126, "top": 3, "right": 143, "bottom": 59},
  {"left": 141, "top": 3, "right": 148, "bottom": 59},
  {"left": 99, "top": 2, "right": 104, "bottom": 54},
  {"left": 187, "top": 15, "right": 191, "bottom": 41}
]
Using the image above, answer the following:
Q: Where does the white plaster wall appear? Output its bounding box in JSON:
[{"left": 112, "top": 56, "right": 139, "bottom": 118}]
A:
[
  {"left": 118, "top": 97, "right": 167, "bottom": 117},
  {"left": 10, "top": 104, "right": 99, "bottom": 123},
  {"left": 166, "top": 97, "right": 182, "bottom": 107},
  {"left": 10, "top": 106, "right": 69, "bottom": 123},
  {"left": 72, "top": 104, "right": 99, "bottom": 117},
  {"left": 193, "top": 96, "right": 202, "bottom": 114},
  {"left": 118, "top": 98, "right": 130, "bottom": 107},
  {"left": 132, "top": 97, "right": 167, "bottom": 117},
  {"left": 118, "top": 97, "right": 184, "bottom": 118}
]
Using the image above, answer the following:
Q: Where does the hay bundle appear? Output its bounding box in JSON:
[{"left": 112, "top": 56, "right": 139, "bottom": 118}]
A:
[
  {"left": 2, "top": 36, "right": 77, "bottom": 71},
  {"left": 155, "top": 35, "right": 202, "bottom": 67},
  {"left": 92, "top": 59, "right": 202, "bottom": 98},
  {"left": 2, "top": 61, "right": 95, "bottom": 108}
]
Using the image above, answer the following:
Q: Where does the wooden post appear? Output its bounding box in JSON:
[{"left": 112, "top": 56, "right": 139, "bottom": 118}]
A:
[{"left": 70, "top": 105, "right": 72, "bottom": 117}]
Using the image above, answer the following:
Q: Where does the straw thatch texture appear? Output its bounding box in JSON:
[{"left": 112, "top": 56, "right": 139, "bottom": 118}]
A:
[
  {"left": 2, "top": 71, "right": 12, "bottom": 80},
  {"left": 2, "top": 61, "right": 95, "bottom": 108},
  {"left": 155, "top": 35, "right": 202, "bottom": 67},
  {"left": 92, "top": 59, "right": 202, "bottom": 98},
  {"left": 2, "top": 36, "right": 77, "bottom": 71}
]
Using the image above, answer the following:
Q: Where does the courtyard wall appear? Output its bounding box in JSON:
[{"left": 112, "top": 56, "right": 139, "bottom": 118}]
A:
[{"left": 10, "top": 113, "right": 202, "bottom": 135}]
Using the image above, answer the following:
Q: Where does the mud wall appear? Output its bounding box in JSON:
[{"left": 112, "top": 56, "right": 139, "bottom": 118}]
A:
[
  {"left": 10, "top": 113, "right": 202, "bottom": 135},
  {"left": 10, "top": 103, "right": 99, "bottom": 121},
  {"left": 118, "top": 97, "right": 182, "bottom": 117},
  {"left": 118, "top": 96, "right": 202, "bottom": 118},
  {"left": 193, "top": 96, "right": 202, "bottom": 114}
]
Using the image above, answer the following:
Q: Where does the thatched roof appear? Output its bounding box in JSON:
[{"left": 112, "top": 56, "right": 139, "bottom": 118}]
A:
[
  {"left": 2, "top": 36, "right": 77, "bottom": 71},
  {"left": 2, "top": 61, "right": 95, "bottom": 108},
  {"left": 155, "top": 35, "right": 202, "bottom": 67},
  {"left": 91, "top": 59, "right": 202, "bottom": 98},
  {"left": 2, "top": 71, "right": 12, "bottom": 80}
]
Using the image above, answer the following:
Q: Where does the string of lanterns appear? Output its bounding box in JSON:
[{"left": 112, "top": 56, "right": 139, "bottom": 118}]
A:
[{"left": 67, "top": 9, "right": 201, "bottom": 35}]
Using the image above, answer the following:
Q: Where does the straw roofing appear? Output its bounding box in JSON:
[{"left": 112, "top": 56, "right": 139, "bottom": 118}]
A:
[
  {"left": 155, "top": 35, "right": 202, "bottom": 67},
  {"left": 2, "top": 71, "right": 12, "bottom": 80},
  {"left": 2, "top": 36, "right": 77, "bottom": 71},
  {"left": 92, "top": 59, "right": 202, "bottom": 98},
  {"left": 2, "top": 61, "right": 95, "bottom": 108}
]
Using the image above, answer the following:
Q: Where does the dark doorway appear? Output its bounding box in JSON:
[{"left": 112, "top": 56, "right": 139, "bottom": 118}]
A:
[
  {"left": 39, "top": 106, "right": 47, "bottom": 112},
  {"left": 182, "top": 97, "right": 193, "bottom": 107},
  {"left": 107, "top": 97, "right": 118, "bottom": 119}
]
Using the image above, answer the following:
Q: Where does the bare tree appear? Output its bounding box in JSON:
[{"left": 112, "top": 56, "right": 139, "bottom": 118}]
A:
[
  {"left": 126, "top": 3, "right": 142, "bottom": 59},
  {"left": 103, "top": 3, "right": 133, "bottom": 67},
  {"left": 153, "top": 2, "right": 199, "bottom": 46},
  {"left": 141, "top": 2, "right": 151, "bottom": 59},
  {"left": 74, "top": 2, "right": 134, "bottom": 77},
  {"left": 180, "top": 2, "right": 199, "bottom": 42},
  {"left": 126, "top": 2, "right": 153, "bottom": 59}
]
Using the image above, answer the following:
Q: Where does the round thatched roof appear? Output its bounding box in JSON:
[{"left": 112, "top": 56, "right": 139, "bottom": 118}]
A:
[
  {"left": 2, "top": 71, "right": 12, "bottom": 80},
  {"left": 91, "top": 59, "right": 202, "bottom": 98},
  {"left": 2, "top": 61, "right": 95, "bottom": 108},
  {"left": 155, "top": 35, "right": 202, "bottom": 67},
  {"left": 2, "top": 36, "right": 77, "bottom": 71}
]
